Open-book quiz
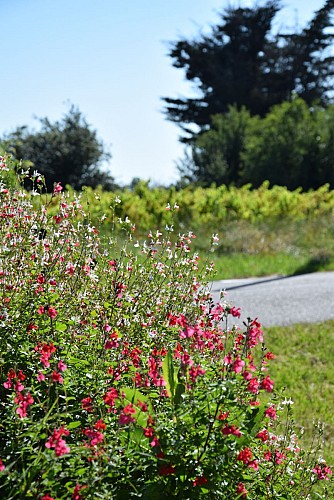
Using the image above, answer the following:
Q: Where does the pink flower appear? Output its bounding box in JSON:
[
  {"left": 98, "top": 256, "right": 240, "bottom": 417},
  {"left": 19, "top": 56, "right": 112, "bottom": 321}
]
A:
[
  {"left": 37, "top": 305, "right": 45, "bottom": 315},
  {"left": 248, "top": 459, "right": 259, "bottom": 470},
  {"left": 42, "top": 495, "right": 54, "bottom": 500},
  {"left": 232, "top": 355, "right": 245, "bottom": 373},
  {"left": 274, "top": 451, "right": 285, "bottom": 464},
  {"left": 313, "top": 463, "right": 333, "bottom": 480},
  {"left": 53, "top": 182, "right": 63, "bottom": 193},
  {"left": 265, "top": 406, "right": 277, "bottom": 420},
  {"left": 45, "top": 427, "right": 70, "bottom": 457},
  {"left": 261, "top": 375, "right": 274, "bottom": 392},
  {"left": 150, "top": 435, "right": 160, "bottom": 447},
  {"left": 47, "top": 307, "right": 58, "bottom": 319},
  {"left": 14, "top": 392, "right": 34, "bottom": 418},
  {"left": 37, "top": 371, "right": 46, "bottom": 382},
  {"left": 58, "top": 360, "right": 67, "bottom": 372},
  {"left": 188, "top": 364, "right": 206, "bottom": 382},
  {"left": 0, "top": 459, "right": 5, "bottom": 471},
  {"left": 247, "top": 377, "right": 259, "bottom": 394},
  {"left": 66, "top": 263, "right": 75, "bottom": 275}
]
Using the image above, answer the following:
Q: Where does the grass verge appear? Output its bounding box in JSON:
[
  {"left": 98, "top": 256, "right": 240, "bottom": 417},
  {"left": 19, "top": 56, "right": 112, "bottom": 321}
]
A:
[{"left": 264, "top": 320, "right": 334, "bottom": 464}]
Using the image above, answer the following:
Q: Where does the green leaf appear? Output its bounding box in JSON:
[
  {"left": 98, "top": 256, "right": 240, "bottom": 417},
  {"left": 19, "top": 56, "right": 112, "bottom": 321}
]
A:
[
  {"left": 162, "top": 349, "right": 177, "bottom": 400},
  {"left": 67, "top": 421, "right": 81, "bottom": 430},
  {"left": 55, "top": 322, "right": 67, "bottom": 332},
  {"left": 174, "top": 383, "right": 186, "bottom": 407}
]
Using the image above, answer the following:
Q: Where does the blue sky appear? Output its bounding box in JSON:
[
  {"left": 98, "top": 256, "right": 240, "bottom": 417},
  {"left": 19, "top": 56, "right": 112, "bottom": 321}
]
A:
[{"left": 0, "top": 0, "right": 326, "bottom": 185}]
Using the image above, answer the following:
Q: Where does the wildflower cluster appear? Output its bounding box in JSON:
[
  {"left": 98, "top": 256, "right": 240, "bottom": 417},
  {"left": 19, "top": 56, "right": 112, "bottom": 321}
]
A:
[{"left": 0, "top": 154, "right": 332, "bottom": 499}]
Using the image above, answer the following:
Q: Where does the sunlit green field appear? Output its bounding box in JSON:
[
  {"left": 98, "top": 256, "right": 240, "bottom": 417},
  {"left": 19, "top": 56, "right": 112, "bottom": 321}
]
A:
[{"left": 263, "top": 320, "right": 334, "bottom": 464}]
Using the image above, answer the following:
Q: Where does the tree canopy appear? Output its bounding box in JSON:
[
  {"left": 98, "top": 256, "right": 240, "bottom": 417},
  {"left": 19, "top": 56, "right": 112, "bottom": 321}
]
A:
[
  {"left": 1, "top": 106, "right": 115, "bottom": 191},
  {"left": 179, "top": 98, "right": 334, "bottom": 190},
  {"left": 163, "top": 0, "right": 334, "bottom": 142}
]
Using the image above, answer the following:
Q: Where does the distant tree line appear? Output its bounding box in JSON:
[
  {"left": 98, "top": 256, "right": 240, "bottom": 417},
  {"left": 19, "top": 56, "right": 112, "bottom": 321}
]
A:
[{"left": 164, "top": 0, "right": 334, "bottom": 190}]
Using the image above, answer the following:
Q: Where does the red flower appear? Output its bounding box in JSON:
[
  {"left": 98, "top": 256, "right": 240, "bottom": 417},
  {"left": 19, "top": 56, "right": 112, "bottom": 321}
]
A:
[
  {"left": 256, "top": 429, "right": 269, "bottom": 442},
  {"left": 0, "top": 459, "right": 5, "bottom": 471},
  {"left": 94, "top": 419, "right": 106, "bottom": 431},
  {"left": 159, "top": 464, "right": 176, "bottom": 475},
  {"left": 217, "top": 410, "right": 229, "bottom": 421},
  {"left": 72, "top": 484, "right": 86, "bottom": 500},
  {"left": 52, "top": 370, "right": 63, "bottom": 384},
  {"left": 143, "top": 427, "right": 154, "bottom": 438},
  {"left": 193, "top": 475, "right": 208, "bottom": 487},
  {"left": 236, "top": 447, "right": 253, "bottom": 465},
  {"left": 84, "top": 428, "right": 104, "bottom": 447},
  {"left": 237, "top": 482, "right": 248, "bottom": 498},
  {"left": 119, "top": 404, "right": 136, "bottom": 425},
  {"left": 81, "top": 396, "right": 93, "bottom": 412},
  {"left": 230, "top": 306, "right": 241, "bottom": 318},
  {"left": 222, "top": 424, "right": 242, "bottom": 437},
  {"left": 103, "top": 388, "right": 118, "bottom": 409}
]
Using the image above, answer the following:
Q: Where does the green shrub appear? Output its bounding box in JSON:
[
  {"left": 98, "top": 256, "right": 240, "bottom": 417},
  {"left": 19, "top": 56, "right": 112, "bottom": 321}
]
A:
[{"left": 0, "top": 153, "right": 332, "bottom": 498}]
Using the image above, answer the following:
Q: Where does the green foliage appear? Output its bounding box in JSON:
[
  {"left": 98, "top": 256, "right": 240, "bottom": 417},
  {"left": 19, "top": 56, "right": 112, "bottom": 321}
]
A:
[
  {"left": 241, "top": 99, "right": 327, "bottom": 190},
  {"left": 182, "top": 99, "right": 334, "bottom": 190},
  {"left": 163, "top": 0, "right": 334, "bottom": 141},
  {"left": 1, "top": 105, "right": 114, "bottom": 191},
  {"left": 266, "top": 320, "right": 334, "bottom": 462},
  {"left": 179, "top": 107, "right": 253, "bottom": 186},
  {"left": 0, "top": 153, "right": 332, "bottom": 498}
]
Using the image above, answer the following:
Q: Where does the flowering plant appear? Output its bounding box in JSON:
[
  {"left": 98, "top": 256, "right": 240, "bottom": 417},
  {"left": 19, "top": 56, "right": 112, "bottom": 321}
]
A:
[{"left": 0, "top": 154, "right": 332, "bottom": 498}]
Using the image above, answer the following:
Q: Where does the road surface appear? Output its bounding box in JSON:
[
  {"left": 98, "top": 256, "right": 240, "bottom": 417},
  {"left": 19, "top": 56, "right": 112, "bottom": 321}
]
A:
[{"left": 210, "top": 271, "right": 334, "bottom": 327}]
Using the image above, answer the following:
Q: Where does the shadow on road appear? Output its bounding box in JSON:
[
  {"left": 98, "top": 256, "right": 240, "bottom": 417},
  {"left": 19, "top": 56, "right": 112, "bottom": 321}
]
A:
[{"left": 216, "top": 274, "right": 292, "bottom": 291}]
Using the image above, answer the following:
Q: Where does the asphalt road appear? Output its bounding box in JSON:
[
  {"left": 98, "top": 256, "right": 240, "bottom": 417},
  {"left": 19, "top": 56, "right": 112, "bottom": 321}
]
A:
[{"left": 210, "top": 271, "right": 334, "bottom": 327}]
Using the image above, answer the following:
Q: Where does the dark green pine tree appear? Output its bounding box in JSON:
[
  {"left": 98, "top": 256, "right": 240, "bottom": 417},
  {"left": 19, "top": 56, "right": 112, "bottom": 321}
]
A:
[{"left": 163, "top": 0, "right": 334, "bottom": 142}]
